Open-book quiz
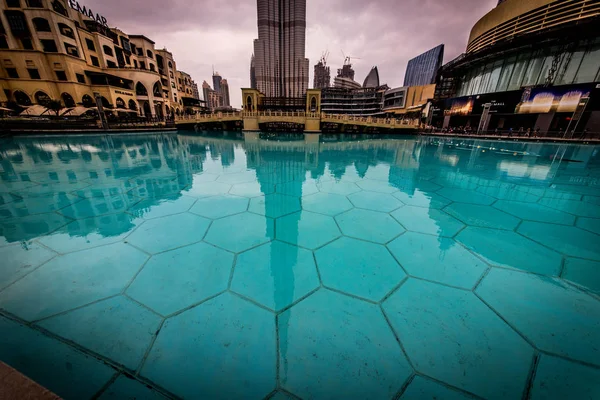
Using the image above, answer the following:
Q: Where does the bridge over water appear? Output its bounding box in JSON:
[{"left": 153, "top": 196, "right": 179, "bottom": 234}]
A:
[{"left": 175, "top": 111, "right": 421, "bottom": 133}]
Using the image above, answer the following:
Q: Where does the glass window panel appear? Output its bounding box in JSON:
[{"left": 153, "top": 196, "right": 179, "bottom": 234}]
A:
[
  {"left": 556, "top": 50, "right": 584, "bottom": 85},
  {"left": 485, "top": 61, "right": 503, "bottom": 93},
  {"left": 574, "top": 45, "right": 600, "bottom": 84},
  {"left": 496, "top": 57, "right": 516, "bottom": 92},
  {"left": 469, "top": 66, "right": 483, "bottom": 96},
  {"left": 508, "top": 53, "right": 530, "bottom": 90},
  {"left": 478, "top": 64, "right": 493, "bottom": 94},
  {"left": 536, "top": 55, "right": 554, "bottom": 86},
  {"left": 521, "top": 55, "right": 544, "bottom": 86}
]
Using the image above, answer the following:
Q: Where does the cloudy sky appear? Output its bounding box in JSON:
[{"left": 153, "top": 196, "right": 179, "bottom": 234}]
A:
[{"left": 93, "top": 0, "right": 497, "bottom": 107}]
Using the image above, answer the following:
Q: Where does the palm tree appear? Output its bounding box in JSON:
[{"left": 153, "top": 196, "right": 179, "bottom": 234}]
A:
[{"left": 46, "top": 99, "right": 64, "bottom": 116}]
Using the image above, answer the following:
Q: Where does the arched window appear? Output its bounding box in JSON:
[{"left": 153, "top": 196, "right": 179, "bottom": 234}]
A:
[
  {"left": 32, "top": 18, "right": 51, "bottom": 32},
  {"left": 168, "top": 61, "right": 173, "bottom": 69},
  {"left": 82, "top": 94, "right": 94, "bottom": 107},
  {"left": 14, "top": 90, "right": 31, "bottom": 106},
  {"left": 115, "top": 97, "right": 125, "bottom": 108},
  {"left": 246, "top": 95, "right": 253, "bottom": 111},
  {"left": 34, "top": 91, "right": 50, "bottom": 106},
  {"left": 51, "top": 0, "right": 68, "bottom": 16},
  {"left": 310, "top": 96, "right": 317, "bottom": 112},
  {"left": 149, "top": 63, "right": 155, "bottom": 72},
  {"left": 152, "top": 81, "right": 162, "bottom": 97},
  {"left": 103, "top": 45, "right": 113, "bottom": 57},
  {"left": 100, "top": 96, "right": 111, "bottom": 108},
  {"left": 146, "top": 50, "right": 153, "bottom": 59},
  {"left": 135, "top": 82, "right": 148, "bottom": 96},
  {"left": 58, "top": 23, "right": 75, "bottom": 39},
  {"left": 61, "top": 93, "right": 75, "bottom": 108},
  {"left": 133, "top": 60, "right": 138, "bottom": 69},
  {"left": 143, "top": 102, "right": 151, "bottom": 117},
  {"left": 128, "top": 99, "right": 138, "bottom": 110}
]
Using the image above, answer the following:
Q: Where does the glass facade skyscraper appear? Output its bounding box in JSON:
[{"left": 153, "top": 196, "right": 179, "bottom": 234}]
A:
[
  {"left": 403, "top": 44, "right": 444, "bottom": 87},
  {"left": 252, "top": 0, "right": 310, "bottom": 98}
]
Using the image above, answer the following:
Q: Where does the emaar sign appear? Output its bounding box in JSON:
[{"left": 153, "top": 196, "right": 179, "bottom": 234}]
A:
[{"left": 68, "top": 1, "right": 108, "bottom": 27}]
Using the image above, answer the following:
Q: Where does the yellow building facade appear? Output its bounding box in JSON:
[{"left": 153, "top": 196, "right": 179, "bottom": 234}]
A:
[{"left": 0, "top": 0, "right": 201, "bottom": 117}]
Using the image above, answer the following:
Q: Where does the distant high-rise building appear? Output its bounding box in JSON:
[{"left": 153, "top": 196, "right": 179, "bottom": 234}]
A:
[
  {"left": 250, "top": 55, "right": 257, "bottom": 89},
  {"left": 220, "top": 79, "right": 230, "bottom": 107},
  {"left": 403, "top": 44, "right": 444, "bottom": 87},
  {"left": 191, "top": 82, "right": 200, "bottom": 100},
  {"left": 334, "top": 61, "right": 360, "bottom": 89},
  {"left": 213, "top": 72, "right": 222, "bottom": 93},
  {"left": 363, "top": 66, "right": 380, "bottom": 88},
  {"left": 252, "top": 0, "right": 309, "bottom": 97},
  {"left": 337, "top": 63, "right": 355, "bottom": 80},
  {"left": 314, "top": 57, "right": 331, "bottom": 89},
  {"left": 202, "top": 81, "right": 213, "bottom": 107}
]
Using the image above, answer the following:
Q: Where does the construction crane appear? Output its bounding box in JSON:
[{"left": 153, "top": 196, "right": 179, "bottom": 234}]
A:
[
  {"left": 341, "top": 50, "right": 361, "bottom": 65},
  {"left": 320, "top": 50, "right": 329, "bottom": 65}
]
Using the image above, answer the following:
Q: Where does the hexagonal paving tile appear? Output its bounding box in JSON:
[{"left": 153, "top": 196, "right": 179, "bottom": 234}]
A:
[
  {"left": 58, "top": 195, "right": 136, "bottom": 219},
  {"left": 126, "top": 213, "right": 210, "bottom": 254},
  {"left": 529, "top": 355, "right": 600, "bottom": 400},
  {"left": 249, "top": 194, "right": 301, "bottom": 218},
  {"left": 141, "top": 293, "right": 276, "bottom": 399},
  {"left": 493, "top": 200, "right": 576, "bottom": 225},
  {"left": 399, "top": 376, "right": 473, "bottom": 400},
  {"left": 383, "top": 279, "right": 533, "bottom": 399},
  {"left": 37, "top": 213, "right": 144, "bottom": 254},
  {"left": 0, "top": 242, "right": 56, "bottom": 290},
  {"left": 388, "top": 232, "right": 487, "bottom": 289},
  {"left": 131, "top": 196, "right": 197, "bottom": 220},
  {"left": 518, "top": 221, "right": 600, "bottom": 261},
  {"left": 392, "top": 190, "right": 451, "bottom": 209},
  {"left": 444, "top": 203, "right": 521, "bottom": 230},
  {"left": 456, "top": 226, "right": 562, "bottom": 276},
  {"left": 583, "top": 195, "right": 600, "bottom": 205},
  {"left": 231, "top": 241, "right": 319, "bottom": 311},
  {"left": 0, "top": 193, "right": 83, "bottom": 218},
  {"left": 336, "top": 209, "right": 405, "bottom": 243},
  {"left": 184, "top": 181, "right": 232, "bottom": 198},
  {"left": 347, "top": 191, "right": 404, "bottom": 212},
  {"left": 189, "top": 195, "right": 249, "bottom": 219},
  {"left": 276, "top": 181, "right": 319, "bottom": 197},
  {"left": 98, "top": 375, "right": 168, "bottom": 400},
  {"left": 476, "top": 268, "right": 600, "bottom": 366},
  {"left": 229, "top": 181, "right": 276, "bottom": 198},
  {"left": 38, "top": 296, "right": 162, "bottom": 370},
  {"left": 432, "top": 176, "right": 478, "bottom": 190},
  {"left": 576, "top": 217, "right": 600, "bottom": 235},
  {"left": 437, "top": 187, "right": 495, "bottom": 205},
  {"left": 0, "top": 192, "right": 21, "bottom": 206},
  {"left": 0, "top": 316, "right": 115, "bottom": 400},
  {"left": 279, "top": 289, "right": 411, "bottom": 399},
  {"left": 275, "top": 211, "right": 340, "bottom": 249},
  {"left": 316, "top": 181, "right": 361, "bottom": 196},
  {"left": 476, "top": 185, "right": 541, "bottom": 202},
  {"left": 189, "top": 172, "right": 219, "bottom": 183},
  {"left": 127, "top": 242, "right": 233, "bottom": 315},
  {"left": 355, "top": 179, "right": 398, "bottom": 194},
  {"left": 204, "top": 212, "right": 273, "bottom": 253},
  {"left": 562, "top": 258, "right": 600, "bottom": 293},
  {"left": 391, "top": 206, "right": 465, "bottom": 237},
  {"left": 216, "top": 171, "right": 257, "bottom": 185},
  {"left": 315, "top": 237, "right": 405, "bottom": 301},
  {"left": 0, "top": 213, "right": 73, "bottom": 242},
  {"left": 301, "top": 192, "right": 353, "bottom": 216},
  {"left": 0, "top": 242, "right": 148, "bottom": 321},
  {"left": 538, "top": 197, "right": 600, "bottom": 218}
]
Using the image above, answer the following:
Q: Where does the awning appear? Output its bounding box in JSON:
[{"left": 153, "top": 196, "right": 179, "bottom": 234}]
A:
[
  {"left": 19, "top": 105, "right": 51, "bottom": 116},
  {"left": 406, "top": 104, "right": 424, "bottom": 111},
  {"left": 112, "top": 108, "right": 138, "bottom": 113},
  {"left": 61, "top": 106, "right": 98, "bottom": 116},
  {"left": 0, "top": 106, "right": 14, "bottom": 112}
]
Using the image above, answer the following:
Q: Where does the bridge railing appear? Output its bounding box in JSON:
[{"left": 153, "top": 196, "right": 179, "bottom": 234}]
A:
[
  {"left": 175, "top": 112, "right": 242, "bottom": 121},
  {"left": 322, "top": 113, "right": 418, "bottom": 127}
]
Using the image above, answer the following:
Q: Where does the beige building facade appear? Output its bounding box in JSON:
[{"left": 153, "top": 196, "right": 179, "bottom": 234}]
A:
[{"left": 0, "top": 0, "right": 201, "bottom": 117}]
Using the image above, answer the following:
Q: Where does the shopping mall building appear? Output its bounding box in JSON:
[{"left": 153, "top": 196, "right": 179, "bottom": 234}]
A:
[
  {"left": 432, "top": 0, "right": 600, "bottom": 135},
  {"left": 0, "top": 0, "right": 203, "bottom": 117}
]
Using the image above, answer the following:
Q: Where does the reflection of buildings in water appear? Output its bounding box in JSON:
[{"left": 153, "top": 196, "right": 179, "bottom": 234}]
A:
[{"left": 0, "top": 135, "right": 197, "bottom": 242}]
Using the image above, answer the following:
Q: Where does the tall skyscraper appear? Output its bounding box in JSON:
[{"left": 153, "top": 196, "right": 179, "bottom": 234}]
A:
[
  {"left": 403, "top": 44, "right": 444, "bottom": 87},
  {"left": 220, "top": 79, "right": 231, "bottom": 107},
  {"left": 250, "top": 55, "right": 257, "bottom": 89},
  {"left": 212, "top": 72, "right": 222, "bottom": 93},
  {"left": 252, "top": 0, "right": 310, "bottom": 98},
  {"left": 313, "top": 56, "right": 330, "bottom": 89}
]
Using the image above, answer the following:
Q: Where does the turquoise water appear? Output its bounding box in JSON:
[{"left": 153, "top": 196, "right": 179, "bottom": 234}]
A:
[{"left": 1, "top": 132, "right": 599, "bottom": 399}]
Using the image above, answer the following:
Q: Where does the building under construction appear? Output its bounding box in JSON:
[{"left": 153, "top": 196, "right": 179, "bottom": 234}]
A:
[{"left": 313, "top": 53, "right": 331, "bottom": 89}]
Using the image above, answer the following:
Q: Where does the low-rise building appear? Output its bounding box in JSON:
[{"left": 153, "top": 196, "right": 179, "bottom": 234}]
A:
[{"left": 0, "top": 0, "right": 201, "bottom": 117}]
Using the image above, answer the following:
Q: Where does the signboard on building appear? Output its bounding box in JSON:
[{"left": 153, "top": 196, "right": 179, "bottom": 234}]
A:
[
  {"left": 68, "top": 1, "right": 108, "bottom": 27},
  {"left": 515, "top": 84, "right": 592, "bottom": 114}
]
